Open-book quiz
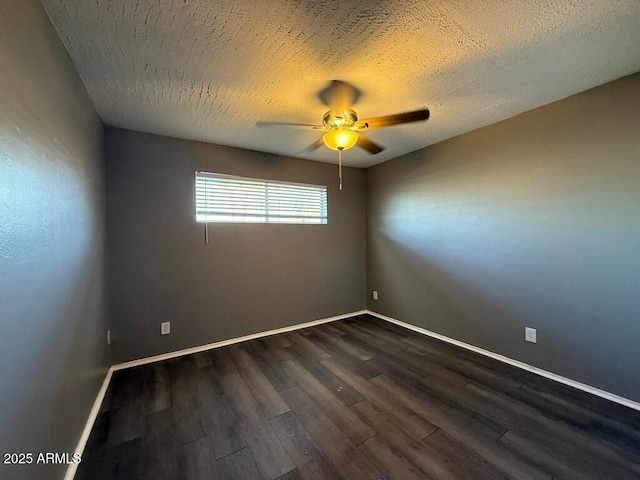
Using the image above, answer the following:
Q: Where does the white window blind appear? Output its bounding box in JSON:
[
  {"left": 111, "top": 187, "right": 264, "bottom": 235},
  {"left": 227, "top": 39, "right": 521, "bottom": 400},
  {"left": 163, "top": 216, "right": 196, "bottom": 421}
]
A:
[{"left": 195, "top": 172, "right": 328, "bottom": 224}]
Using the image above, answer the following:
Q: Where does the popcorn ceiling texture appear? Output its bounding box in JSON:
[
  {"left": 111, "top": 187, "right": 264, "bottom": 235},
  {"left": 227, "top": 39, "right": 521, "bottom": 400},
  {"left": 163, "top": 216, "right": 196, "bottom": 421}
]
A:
[{"left": 42, "top": 0, "right": 640, "bottom": 167}]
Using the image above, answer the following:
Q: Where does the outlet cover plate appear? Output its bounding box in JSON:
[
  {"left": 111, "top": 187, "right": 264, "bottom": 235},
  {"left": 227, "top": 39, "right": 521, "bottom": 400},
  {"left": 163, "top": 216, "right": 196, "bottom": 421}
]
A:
[
  {"left": 373, "top": 290, "right": 378, "bottom": 300},
  {"left": 525, "top": 327, "right": 537, "bottom": 343},
  {"left": 161, "top": 322, "right": 171, "bottom": 335}
]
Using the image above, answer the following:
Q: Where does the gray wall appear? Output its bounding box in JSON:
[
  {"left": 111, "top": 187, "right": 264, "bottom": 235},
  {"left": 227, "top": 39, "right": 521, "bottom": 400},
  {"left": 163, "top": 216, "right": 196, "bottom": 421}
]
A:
[
  {"left": 366, "top": 73, "right": 640, "bottom": 402},
  {"left": 106, "top": 128, "right": 366, "bottom": 363},
  {"left": 0, "top": 2, "right": 108, "bottom": 479}
]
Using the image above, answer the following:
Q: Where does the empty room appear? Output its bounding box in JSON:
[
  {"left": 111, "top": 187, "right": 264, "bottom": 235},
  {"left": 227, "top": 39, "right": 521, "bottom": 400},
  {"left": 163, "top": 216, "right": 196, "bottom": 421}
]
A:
[{"left": 1, "top": 1, "right": 640, "bottom": 479}]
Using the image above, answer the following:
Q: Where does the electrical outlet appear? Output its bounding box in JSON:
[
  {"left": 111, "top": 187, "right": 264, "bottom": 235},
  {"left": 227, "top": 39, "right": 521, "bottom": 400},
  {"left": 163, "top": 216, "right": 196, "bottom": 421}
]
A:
[
  {"left": 373, "top": 290, "right": 378, "bottom": 300},
  {"left": 525, "top": 327, "right": 537, "bottom": 343},
  {"left": 161, "top": 322, "right": 171, "bottom": 335},
  {"left": 107, "top": 330, "right": 111, "bottom": 346}
]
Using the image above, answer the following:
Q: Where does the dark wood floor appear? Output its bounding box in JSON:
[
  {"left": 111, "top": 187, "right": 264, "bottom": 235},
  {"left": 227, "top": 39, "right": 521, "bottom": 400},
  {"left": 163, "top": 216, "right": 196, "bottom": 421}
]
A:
[{"left": 76, "top": 314, "right": 640, "bottom": 480}]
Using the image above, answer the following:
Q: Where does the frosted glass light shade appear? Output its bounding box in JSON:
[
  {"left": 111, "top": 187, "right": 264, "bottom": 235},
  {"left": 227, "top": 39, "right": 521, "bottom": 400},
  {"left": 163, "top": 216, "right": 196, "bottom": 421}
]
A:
[{"left": 323, "top": 128, "right": 358, "bottom": 151}]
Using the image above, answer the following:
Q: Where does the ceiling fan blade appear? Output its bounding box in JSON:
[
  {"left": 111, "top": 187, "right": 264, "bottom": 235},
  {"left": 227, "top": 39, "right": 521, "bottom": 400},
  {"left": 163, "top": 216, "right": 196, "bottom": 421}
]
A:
[
  {"left": 358, "top": 108, "right": 430, "bottom": 129},
  {"left": 299, "top": 136, "right": 325, "bottom": 155},
  {"left": 318, "top": 80, "right": 361, "bottom": 115},
  {"left": 256, "top": 121, "right": 321, "bottom": 129},
  {"left": 357, "top": 134, "right": 385, "bottom": 154}
]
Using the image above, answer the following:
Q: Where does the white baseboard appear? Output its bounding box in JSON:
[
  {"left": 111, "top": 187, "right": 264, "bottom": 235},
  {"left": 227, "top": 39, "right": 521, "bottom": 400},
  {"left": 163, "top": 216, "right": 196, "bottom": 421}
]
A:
[
  {"left": 366, "top": 310, "right": 640, "bottom": 412},
  {"left": 65, "top": 366, "right": 114, "bottom": 480},
  {"left": 112, "top": 310, "right": 367, "bottom": 371}
]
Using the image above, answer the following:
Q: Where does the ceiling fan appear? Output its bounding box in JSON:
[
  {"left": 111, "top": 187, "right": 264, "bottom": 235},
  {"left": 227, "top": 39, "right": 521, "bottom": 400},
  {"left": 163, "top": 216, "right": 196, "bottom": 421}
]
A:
[{"left": 256, "top": 80, "right": 430, "bottom": 189}]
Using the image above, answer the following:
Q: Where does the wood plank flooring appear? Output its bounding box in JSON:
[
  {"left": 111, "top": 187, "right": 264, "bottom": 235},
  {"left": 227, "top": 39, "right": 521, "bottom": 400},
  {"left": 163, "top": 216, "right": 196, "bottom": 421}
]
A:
[{"left": 76, "top": 314, "right": 640, "bottom": 479}]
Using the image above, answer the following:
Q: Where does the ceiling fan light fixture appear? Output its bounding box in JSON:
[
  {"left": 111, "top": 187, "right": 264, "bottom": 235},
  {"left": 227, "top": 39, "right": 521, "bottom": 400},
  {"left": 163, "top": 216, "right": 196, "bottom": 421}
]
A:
[{"left": 323, "top": 128, "right": 358, "bottom": 151}]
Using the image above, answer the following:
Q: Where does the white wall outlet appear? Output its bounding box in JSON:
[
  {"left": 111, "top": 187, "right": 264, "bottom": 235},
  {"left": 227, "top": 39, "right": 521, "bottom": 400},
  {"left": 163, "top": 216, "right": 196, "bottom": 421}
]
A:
[
  {"left": 525, "top": 327, "right": 537, "bottom": 343},
  {"left": 107, "top": 329, "right": 111, "bottom": 346},
  {"left": 373, "top": 290, "right": 378, "bottom": 300},
  {"left": 161, "top": 322, "right": 171, "bottom": 335}
]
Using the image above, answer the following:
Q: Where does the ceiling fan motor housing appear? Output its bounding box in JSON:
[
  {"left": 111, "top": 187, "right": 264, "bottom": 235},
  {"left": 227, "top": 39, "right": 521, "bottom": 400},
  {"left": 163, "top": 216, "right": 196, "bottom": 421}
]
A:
[{"left": 322, "top": 109, "right": 358, "bottom": 130}]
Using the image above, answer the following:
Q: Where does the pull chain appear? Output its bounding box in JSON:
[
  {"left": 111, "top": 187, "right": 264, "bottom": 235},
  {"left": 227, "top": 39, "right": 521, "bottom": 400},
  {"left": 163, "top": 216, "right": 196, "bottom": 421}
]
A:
[{"left": 338, "top": 148, "right": 343, "bottom": 190}]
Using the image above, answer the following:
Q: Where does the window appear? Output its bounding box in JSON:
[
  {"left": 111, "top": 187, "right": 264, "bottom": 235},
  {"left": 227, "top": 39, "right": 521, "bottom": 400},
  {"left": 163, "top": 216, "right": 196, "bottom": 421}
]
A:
[{"left": 195, "top": 172, "right": 328, "bottom": 224}]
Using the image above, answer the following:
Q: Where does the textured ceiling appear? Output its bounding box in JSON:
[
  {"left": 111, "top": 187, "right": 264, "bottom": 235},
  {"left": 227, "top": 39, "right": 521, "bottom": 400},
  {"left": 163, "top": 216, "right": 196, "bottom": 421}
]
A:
[{"left": 42, "top": 0, "right": 640, "bottom": 167}]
